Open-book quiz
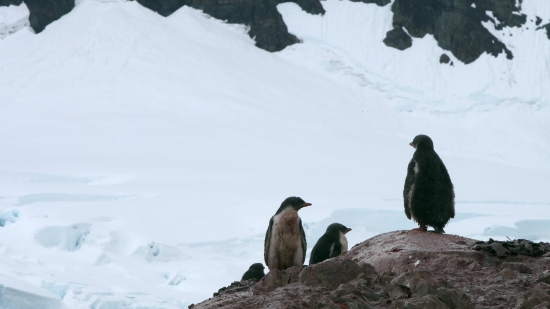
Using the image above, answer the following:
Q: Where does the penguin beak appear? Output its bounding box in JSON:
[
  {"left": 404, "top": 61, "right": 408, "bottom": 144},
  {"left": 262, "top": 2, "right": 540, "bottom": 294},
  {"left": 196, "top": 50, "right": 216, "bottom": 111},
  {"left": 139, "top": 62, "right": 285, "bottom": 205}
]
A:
[
  {"left": 302, "top": 203, "right": 312, "bottom": 208},
  {"left": 409, "top": 142, "right": 415, "bottom": 148},
  {"left": 344, "top": 228, "right": 352, "bottom": 234}
]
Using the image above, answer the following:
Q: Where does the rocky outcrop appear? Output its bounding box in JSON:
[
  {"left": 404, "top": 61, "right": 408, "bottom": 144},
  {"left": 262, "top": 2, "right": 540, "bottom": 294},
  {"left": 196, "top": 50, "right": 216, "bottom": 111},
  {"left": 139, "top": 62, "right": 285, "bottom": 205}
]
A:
[
  {"left": 439, "top": 54, "right": 452, "bottom": 65},
  {"left": 21, "top": 0, "right": 74, "bottom": 33},
  {"left": 537, "top": 23, "right": 550, "bottom": 40},
  {"left": 349, "top": 0, "right": 391, "bottom": 7},
  {"left": 383, "top": 27, "right": 412, "bottom": 50},
  {"left": 191, "top": 231, "right": 550, "bottom": 309},
  {"left": 0, "top": 0, "right": 22, "bottom": 6},
  {"left": 136, "top": 0, "right": 329, "bottom": 52},
  {"left": 385, "top": 0, "right": 527, "bottom": 64}
]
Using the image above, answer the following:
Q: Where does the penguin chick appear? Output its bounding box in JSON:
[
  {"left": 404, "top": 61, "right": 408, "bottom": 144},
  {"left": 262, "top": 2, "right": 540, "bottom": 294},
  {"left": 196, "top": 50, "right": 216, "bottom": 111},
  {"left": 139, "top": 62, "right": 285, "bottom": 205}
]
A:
[
  {"left": 264, "top": 196, "right": 311, "bottom": 271},
  {"left": 309, "top": 223, "right": 352, "bottom": 265},
  {"left": 241, "top": 263, "right": 265, "bottom": 281},
  {"left": 403, "top": 135, "right": 455, "bottom": 233}
]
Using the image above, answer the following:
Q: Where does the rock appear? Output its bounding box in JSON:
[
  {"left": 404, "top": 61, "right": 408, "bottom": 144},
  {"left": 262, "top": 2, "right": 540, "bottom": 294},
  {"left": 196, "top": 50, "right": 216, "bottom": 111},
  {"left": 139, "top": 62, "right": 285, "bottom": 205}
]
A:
[
  {"left": 136, "top": 0, "right": 327, "bottom": 52},
  {"left": 532, "top": 301, "right": 550, "bottom": 309},
  {"left": 349, "top": 0, "right": 391, "bottom": 7},
  {"left": 502, "top": 262, "right": 533, "bottom": 274},
  {"left": 474, "top": 0, "right": 526, "bottom": 30},
  {"left": 213, "top": 279, "right": 257, "bottom": 297},
  {"left": 517, "top": 283, "right": 550, "bottom": 309},
  {"left": 0, "top": 0, "right": 22, "bottom": 6},
  {"left": 483, "top": 256, "right": 497, "bottom": 267},
  {"left": 389, "top": 0, "right": 520, "bottom": 64},
  {"left": 538, "top": 23, "right": 550, "bottom": 40},
  {"left": 390, "top": 270, "right": 450, "bottom": 297},
  {"left": 194, "top": 232, "right": 550, "bottom": 308},
  {"left": 393, "top": 294, "right": 450, "bottom": 309},
  {"left": 439, "top": 54, "right": 451, "bottom": 64},
  {"left": 386, "top": 284, "right": 411, "bottom": 300},
  {"left": 501, "top": 268, "right": 520, "bottom": 280},
  {"left": 436, "top": 287, "right": 474, "bottom": 309},
  {"left": 133, "top": 0, "right": 185, "bottom": 17},
  {"left": 491, "top": 242, "right": 509, "bottom": 257},
  {"left": 383, "top": 27, "right": 413, "bottom": 50},
  {"left": 24, "top": 0, "right": 74, "bottom": 33},
  {"left": 276, "top": 0, "right": 325, "bottom": 15},
  {"left": 253, "top": 266, "right": 301, "bottom": 295},
  {"left": 536, "top": 16, "right": 543, "bottom": 26},
  {"left": 473, "top": 239, "right": 550, "bottom": 257},
  {"left": 299, "top": 258, "right": 365, "bottom": 290}
]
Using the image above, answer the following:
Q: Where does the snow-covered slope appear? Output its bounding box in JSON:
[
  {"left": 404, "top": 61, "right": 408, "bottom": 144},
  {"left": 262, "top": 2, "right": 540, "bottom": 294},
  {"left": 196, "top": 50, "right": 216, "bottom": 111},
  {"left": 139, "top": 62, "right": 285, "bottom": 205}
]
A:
[
  {"left": 0, "top": 2, "right": 29, "bottom": 39},
  {"left": 0, "top": 0, "right": 549, "bottom": 307}
]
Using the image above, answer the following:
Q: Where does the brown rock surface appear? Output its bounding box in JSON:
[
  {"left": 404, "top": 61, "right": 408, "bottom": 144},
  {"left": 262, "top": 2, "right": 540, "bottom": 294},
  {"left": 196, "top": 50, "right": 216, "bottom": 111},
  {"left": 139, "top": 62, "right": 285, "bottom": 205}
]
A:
[{"left": 191, "top": 231, "right": 550, "bottom": 309}]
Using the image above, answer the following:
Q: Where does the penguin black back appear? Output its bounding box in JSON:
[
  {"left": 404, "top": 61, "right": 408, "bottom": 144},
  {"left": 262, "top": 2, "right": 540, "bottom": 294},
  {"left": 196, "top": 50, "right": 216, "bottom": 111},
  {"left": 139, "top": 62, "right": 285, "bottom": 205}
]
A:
[
  {"left": 241, "top": 263, "right": 265, "bottom": 281},
  {"left": 403, "top": 135, "right": 455, "bottom": 233},
  {"left": 309, "top": 223, "right": 351, "bottom": 265}
]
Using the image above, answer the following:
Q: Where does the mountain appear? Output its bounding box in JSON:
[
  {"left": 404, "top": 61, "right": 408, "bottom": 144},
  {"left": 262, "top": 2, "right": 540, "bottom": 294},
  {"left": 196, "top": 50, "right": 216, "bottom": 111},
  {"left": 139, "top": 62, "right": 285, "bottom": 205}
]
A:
[{"left": 0, "top": 0, "right": 549, "bottom": 308}]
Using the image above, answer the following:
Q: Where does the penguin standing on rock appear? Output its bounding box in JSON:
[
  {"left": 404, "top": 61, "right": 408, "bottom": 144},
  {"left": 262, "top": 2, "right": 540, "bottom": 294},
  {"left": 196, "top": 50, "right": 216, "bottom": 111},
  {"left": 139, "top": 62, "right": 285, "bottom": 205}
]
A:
[
  {"left": 309, "top": 223, "right": 352, "bottom": 265},
  {"left": 403, "top": 135, "right": 455, "bottom": 233},
  {"left": 241, "top": 263, "right": 265, "bottom": 281},
  {"left": 264, "top": 197, "right": 311, "bottom": 271}
]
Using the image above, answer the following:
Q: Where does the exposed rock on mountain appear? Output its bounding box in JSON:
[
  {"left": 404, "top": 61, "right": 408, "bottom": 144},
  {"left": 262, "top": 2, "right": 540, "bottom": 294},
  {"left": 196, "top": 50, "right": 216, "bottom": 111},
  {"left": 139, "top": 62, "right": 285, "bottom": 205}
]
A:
[
  {"left": 383, "top": 27, "right": 412, "bottom": 50},
  {"left": 136, "top": 0, "right": 328, "bottom": 52},
  {"left": 191, "top": 231, "right": 550, "bottom": 309},
  {"left": 349, "top": 0, "right": 391, "bottom": 6},
  {"left": 538, "top": 23, "right": 550, "bottom": 40},
  {"left": 439, "top": 54, "right": 452, "bottom": 65},
  {"left": 385, "top": 0, "right": 526, "bottom": 64},
  {"left": 0, "top": 0, "right": 22, "bottom": 6},
  {"left": 2, "top": 0, "right": 538, "bottom": 62},
  {"left": 22, "top": 0, "right": 74, "bottom": 33}
]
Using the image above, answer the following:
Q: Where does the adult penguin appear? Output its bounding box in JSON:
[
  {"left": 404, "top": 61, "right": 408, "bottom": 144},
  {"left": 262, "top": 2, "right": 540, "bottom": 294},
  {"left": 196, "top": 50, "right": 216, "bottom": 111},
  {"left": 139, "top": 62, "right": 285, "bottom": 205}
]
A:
[
  {"left": 403, "top": 135, "right": 455, "bottom": 233},
  {"left": 264, "top": 197, "right": 311, "bottom": 271},
  {"left": 309, "top": 223, "right": 352, "bottom": 265},
  {"left": 241, "top": 263, "right": 265, "bottom": 281}
]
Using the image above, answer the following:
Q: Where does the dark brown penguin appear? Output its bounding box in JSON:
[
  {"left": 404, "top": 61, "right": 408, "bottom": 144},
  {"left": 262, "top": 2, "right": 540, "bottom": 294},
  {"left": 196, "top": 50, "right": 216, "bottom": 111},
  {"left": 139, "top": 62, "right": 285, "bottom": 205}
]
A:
[
  {"left": 264, "top": 197, "right": 311, "bottom": 271},
  {"left": 403, "top": 135, "right": 455, "bottom": 233}
]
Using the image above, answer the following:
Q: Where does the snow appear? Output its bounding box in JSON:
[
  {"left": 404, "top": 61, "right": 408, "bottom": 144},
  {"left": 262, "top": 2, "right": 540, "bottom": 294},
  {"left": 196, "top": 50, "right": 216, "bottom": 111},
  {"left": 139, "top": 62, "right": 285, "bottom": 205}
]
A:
[
  {"left": 0, "top": 2, "right": 29, "bottom": 39},
  {"left": 0, "top": 0, "right": 549, "bottom": 307}
]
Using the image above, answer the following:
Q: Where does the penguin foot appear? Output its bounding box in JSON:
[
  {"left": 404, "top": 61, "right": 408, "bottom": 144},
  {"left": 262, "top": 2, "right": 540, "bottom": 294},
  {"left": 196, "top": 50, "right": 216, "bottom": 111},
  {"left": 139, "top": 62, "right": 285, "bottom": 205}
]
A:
[{"left": 411, "top": 225, "right": 427, "bottom": 232}]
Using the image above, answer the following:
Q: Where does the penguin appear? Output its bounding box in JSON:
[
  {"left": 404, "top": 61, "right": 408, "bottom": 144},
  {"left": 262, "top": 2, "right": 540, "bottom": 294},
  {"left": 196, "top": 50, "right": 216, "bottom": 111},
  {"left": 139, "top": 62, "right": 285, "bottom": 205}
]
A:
[
  {"left": 264, "top": 197, "right": 311, "bottom": 271},
  {"left": 309, "top": 223, "right": 352, "bottom": 265},
  {"left": 403, "top": 135, "right": 455, "bottom": 233},
  {"left": 241, "top": 263, "right": 265, "bottom": 281}
]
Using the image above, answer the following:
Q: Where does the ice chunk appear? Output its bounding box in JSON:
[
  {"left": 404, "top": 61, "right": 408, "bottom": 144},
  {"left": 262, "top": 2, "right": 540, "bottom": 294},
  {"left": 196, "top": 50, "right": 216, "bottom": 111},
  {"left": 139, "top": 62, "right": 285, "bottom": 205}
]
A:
[
  {"left": 35, "top": 223, "right": 91, "bottom": 251},
  {"left": 0, "top": 274, "right": 65, "bottom": 309}
]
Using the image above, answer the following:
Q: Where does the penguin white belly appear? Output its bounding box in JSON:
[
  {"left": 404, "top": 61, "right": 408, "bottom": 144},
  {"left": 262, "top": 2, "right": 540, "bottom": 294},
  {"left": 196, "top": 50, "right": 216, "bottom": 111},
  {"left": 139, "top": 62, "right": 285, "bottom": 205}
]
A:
[
  {"left": 268, "top": 208, "right": 302, "bottom": 270},
  {"left": 340, "top": 233, "right": 348, "bottom": 253}
]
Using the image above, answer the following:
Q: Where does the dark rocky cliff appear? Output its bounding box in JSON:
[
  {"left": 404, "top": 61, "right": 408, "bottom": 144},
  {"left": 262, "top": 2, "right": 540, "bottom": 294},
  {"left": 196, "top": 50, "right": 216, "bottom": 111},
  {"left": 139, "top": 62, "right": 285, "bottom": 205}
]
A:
[
  {"left": 383, "top": 0, "right": 527, "bottom": 64},
  {"left": 1, "top": 0, "right": 546, "bottom": 63},
  {"left": 191, "top": 231, "right": 550, "bottom": 309}
]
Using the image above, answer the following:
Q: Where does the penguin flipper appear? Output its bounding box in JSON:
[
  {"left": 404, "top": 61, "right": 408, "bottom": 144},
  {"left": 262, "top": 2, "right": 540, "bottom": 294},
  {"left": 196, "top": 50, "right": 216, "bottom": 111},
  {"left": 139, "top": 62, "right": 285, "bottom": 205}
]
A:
[
  {"left": 403, "top": 159, "right": 416, "bottom": 220},
  {"left": 264, "top": 217, "right": 274, "bottom": 266},
  {"left": 330, "top": 241, "right": 342, "bottom": 258},
  {"left": 299, "top": 218, "right": 307, "bottom": 265}
]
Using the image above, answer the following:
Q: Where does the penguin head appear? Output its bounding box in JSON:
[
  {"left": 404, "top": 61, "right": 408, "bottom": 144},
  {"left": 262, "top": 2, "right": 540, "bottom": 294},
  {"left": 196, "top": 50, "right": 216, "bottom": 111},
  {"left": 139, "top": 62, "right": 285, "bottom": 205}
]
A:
[
  {"left": 410, "top": 135, "right": 434, "bottom": 150},
  {"left": 326, "top": 223, "right": 352, "bottom": 236},
  {"left": 279, "top": 196, "right": 312, "bottom": 212},
  {"left": 249, "top": 263, "right": 265, "bottom": 271}
]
